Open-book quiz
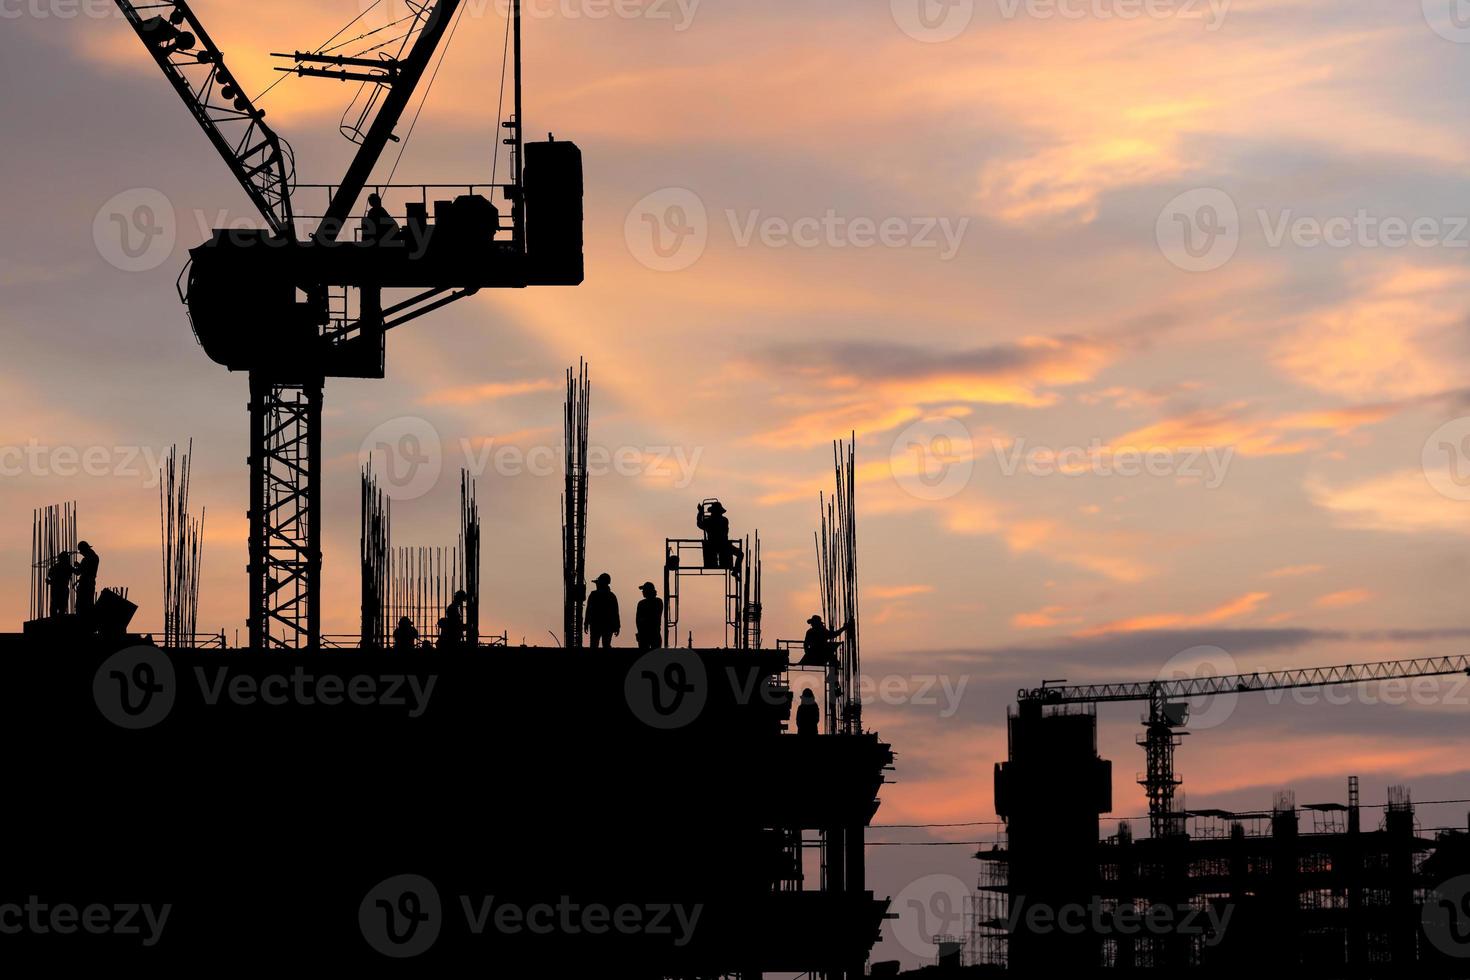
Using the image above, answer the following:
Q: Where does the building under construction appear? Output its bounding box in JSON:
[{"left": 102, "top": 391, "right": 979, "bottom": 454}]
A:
[{"left": 953, "top": 693, "right": 1470, "bottom": 977}]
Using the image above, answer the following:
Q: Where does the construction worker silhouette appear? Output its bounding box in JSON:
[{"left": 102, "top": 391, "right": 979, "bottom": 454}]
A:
[
  {"left": 442, "top": 589, "right": 468, "bottom": 647},
  {"left": 696, "top": 499, "right": 743, "bottom": 579},
  {"left": 585, "top": 572, "right": 620, "bottom": 649},
  {"left": 362, "top": 193, "right": 399, "bottom": 244},
  {"left": 796, "top": 688, "right": 819, "bottom": 735},
  {"left": 799, "top": 614, "right": 848, "bottom": 667},
  {"left": 46, "top": 550, "right": 75, "bottom": 618},
  {"left": 75, "top": 541, "right": 99, "bottom": 620},
  {"left": 393, "top": 616, "right": 419, "bottom": 652},
  {"left": 636, "top": 582, "right": 663, "bottom": 651}
]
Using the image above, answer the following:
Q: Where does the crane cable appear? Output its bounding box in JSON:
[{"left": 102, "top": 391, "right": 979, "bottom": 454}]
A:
[{"left": 385, "top": 0, "right": 469, "bottom": 185}]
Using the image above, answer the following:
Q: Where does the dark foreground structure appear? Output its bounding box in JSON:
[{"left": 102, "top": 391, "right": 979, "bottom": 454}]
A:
[
  {"left": 944, "top": 700, "right": 1470, "bottom": 977},
  {"left": 2, "top": 631, "right": 892, "bottom": 971}
]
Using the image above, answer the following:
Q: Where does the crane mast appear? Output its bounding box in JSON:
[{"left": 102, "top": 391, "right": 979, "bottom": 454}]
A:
[{"left": 1019, "top": 655, "right": 1470, "bottom": 839}]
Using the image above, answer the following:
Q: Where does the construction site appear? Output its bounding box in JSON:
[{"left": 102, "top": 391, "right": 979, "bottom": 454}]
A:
[
  {"left": 872, "top": 669, "right": 1470, "bottom": 978},
  {"left": 6, "top": 1, "right": 1470, "bottom": 976}
]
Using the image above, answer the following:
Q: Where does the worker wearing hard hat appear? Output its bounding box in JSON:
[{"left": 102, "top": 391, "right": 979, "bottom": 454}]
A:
[
  {"left": 585, "top": 572, "right": 620, "bottom": 649},
  {"left": 799, "top": 614, "right": 849, "bottom": 667}
]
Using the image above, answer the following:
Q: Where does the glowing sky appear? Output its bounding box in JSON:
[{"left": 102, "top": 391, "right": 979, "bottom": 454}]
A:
[{"left": 5, "top": 1, "right": 1470, "bottom": 968}]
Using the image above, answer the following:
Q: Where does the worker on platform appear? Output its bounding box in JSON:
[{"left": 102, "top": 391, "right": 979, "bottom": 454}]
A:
[
  {"left": 75, "top": 541, "right": 99, "bottom": 620},
  {"left": 362, "top": 193, "right": 400, "bottom": 244},
  {"left": 799, "top": 614, "right": 849, "bottom": 667},
  {"left": 796, "top": 688, "right": 819, "bottom": 735},
  {"left": 584, "top": 572, "right": 620, "bottom": 649},
  {"left": 46, "top": 550, "right": 76, "bottom": 618},
  {"left": 635, "top": 582, "right": 663, "bottom": 651},
  {"left": 393, "top": 616, "right": 419, "bottom": 652},
  {"left": 696, "top": 500, "right": 743, "bottom": 579}
]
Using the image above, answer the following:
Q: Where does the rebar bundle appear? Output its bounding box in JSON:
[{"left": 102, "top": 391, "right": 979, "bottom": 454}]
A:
[
  {"left": 361, "top": 466, "right": 391, "bottom": 647},
  {"left": 816, "top": 435, "right": 861, "bottom": 734},
  {"left": 362, "top": 465, "right": 479, "bottom": 648},
  {"left": 30, "top": 501, "right": 78, "bottom": 622},
  {"left": 159, "top": 442, "right": 205, "bottom": 648},
  {"left": 460, "top": 471, "right": 480, "bottom": 646},
  {"left": 386, "top": 545, "right": 462, "bottom": 647},
  {"left": 738, "top": 531, "right": 762, "bottom": 649},
  {"left": 562, "top": 360, "right": 590, "bottom": 647}
]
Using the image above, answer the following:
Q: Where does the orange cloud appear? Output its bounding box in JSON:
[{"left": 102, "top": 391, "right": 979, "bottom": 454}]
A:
[
  {"left": 421, "top": 378, "right": 560, "bottom": 406},
  {"left": 1111, "top": 402, "right": 1395, "bottom": 458},
  {"left": 869, "top": 584, "right": 935, "bottom": 600},
  {"left": 1315, "top": 588, "right": 1372, "bottom": 609},
  {"left": 1266, "top": 564, "right": 1324, "bottom": 578},
  {"left": 1012, "top": 605, "right": 1082, "bottom": 630},
  {"left": 1077, "top": 591, "right": 1270, "bottom": 637}
]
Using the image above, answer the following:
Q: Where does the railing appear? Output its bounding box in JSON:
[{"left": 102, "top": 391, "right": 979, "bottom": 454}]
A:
[
  {"left": 320, "top": 632, "right": 509, "bottom": 650},
  {"left": 291, "top": 183, "right": 519, "bottom": 240},
  {"left": 134, "top": 631, "right": 228, "bottom": 649}
]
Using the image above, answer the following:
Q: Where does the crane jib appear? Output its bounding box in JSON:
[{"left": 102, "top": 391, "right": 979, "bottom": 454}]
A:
[
  {"left": 111, "top": 0, "right": 295, "bottom": 239},
  {"left": 1019, "top": 654, "right": 1470, "bottom": 705}
]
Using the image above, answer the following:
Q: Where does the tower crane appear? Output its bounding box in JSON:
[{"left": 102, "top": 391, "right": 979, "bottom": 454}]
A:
[
  {"left": 109, "top": 1, "right": 582, "bottom": 648},
  {"left": 1018, "top": 655, "right": 1470, "bottom": 838}
]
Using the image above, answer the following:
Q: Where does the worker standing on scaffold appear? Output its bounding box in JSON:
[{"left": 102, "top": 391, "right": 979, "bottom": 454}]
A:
[
  {"left": 799, "top": 614, "right": 849, "bottom": 667},
  {"left": 696, "top": 499, "right": 743, "bottom": 580}
]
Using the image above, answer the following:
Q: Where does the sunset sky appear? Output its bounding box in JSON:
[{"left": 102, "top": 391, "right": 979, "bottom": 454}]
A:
[{"left": 5, "top": 0, "right": 1470, "bottom": 967}]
